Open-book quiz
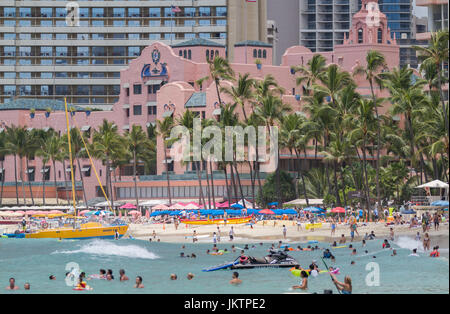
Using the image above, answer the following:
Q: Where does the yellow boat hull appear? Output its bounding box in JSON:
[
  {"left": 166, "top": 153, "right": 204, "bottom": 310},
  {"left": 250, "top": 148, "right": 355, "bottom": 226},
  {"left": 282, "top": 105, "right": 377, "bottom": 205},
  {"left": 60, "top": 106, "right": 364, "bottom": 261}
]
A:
[
  {"left": 25, "top": 223, "right": 129, "bottom": 240},
  {"left": 181, "top": 216, "right": 253, "bottom": 225}
]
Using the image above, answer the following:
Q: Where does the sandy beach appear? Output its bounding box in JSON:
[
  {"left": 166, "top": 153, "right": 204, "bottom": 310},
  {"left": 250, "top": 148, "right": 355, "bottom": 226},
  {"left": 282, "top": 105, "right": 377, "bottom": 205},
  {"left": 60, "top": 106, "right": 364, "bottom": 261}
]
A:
[{"left": 129, "top": 220, "right": 450, "bottom": 248}]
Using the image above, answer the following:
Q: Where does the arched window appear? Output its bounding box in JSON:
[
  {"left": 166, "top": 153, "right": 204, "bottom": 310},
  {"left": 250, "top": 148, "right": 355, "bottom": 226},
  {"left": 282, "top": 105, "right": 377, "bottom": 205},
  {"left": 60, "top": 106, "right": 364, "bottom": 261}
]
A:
[
  {"left": 206, "top": 49, "right": 209, "bottom": 60},
  {"left": 262, "top": 50, "right": 267, "bottom": 59},
  {"left": 183, "top": 50, "right": 187, "bottom": 58},
  {"left": 188, "top": 50, "right": 192, "bottom": 60},
  {"left": 215, "top": 50, "right": 219, "bottom": 57},
  {"left": 258, "top": 49, "right": 262, "bottom": 58},
  {"left": 179, "top": 50, "right": 182, "bottom": 56},
  {"left": 377, "top": 28, "right": 383, "bottom": 44},
  {"left": 253, "top": 49, "right": 257, "bottom": 58},
  {"left": 358, "top": 28, "right": 363, "bottom": 43}
]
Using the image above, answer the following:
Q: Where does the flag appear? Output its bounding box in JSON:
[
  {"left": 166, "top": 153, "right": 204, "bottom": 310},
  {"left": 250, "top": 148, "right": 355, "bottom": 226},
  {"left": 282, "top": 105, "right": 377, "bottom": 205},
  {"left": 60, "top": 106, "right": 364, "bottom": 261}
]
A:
[{"left": 171, "top": 5, "right": 181, "bottom": 13}]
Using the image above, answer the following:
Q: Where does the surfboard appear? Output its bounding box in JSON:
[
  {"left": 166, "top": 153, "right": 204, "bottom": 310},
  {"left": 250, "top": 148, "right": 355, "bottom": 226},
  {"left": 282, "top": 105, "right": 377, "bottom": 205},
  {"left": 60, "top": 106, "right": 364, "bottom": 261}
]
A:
[{"left": 202, "top": 260, "right": 238, "bottom": 272}]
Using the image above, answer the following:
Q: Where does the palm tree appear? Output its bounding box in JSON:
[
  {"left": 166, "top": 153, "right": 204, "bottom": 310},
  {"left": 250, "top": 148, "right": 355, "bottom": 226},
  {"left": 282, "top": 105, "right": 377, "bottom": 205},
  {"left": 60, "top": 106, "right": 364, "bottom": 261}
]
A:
[
  {"left": 349, "top": 98, "right": 377, "bottom": 213},
  {"left": 24, "top": 130, "right": 39, "bottom": 206},
  {"left": 126, "top": 125, "right": 153, "bottom": 211},
  {"left": 292, "top": 54, "right": 327, "bottom": 96},
  {"left": 255, "top": 94, "right": 291, "bottom": 206},
  {"left": 382, "top": 67, "right": 428, "bottom": 170},
  {"left": 221, "top": 73, "right": 255, "bottom": 121},
  {"left": 413, "top": 30, "right": 449, "bottom": 133},
  {"left": 4, "top": 125, "right": 28, "bottom": 204},
  {"left": 0, "top": 131, "right": 6, "bottom": 206},
  {"left": 92, "top": 120, "right": 126, "bottom": 210},
  {"left": 353, "top": 50, "right": 388, "bottom": 204},
  {"left": 39, "top": 135, "right": 63, "bottom": 205},
  {"left": 206, "top": 56, "right": 235, "bottom": 107},
  {"left": 156, "top": 117, "right": 175, "bottom": 205}
]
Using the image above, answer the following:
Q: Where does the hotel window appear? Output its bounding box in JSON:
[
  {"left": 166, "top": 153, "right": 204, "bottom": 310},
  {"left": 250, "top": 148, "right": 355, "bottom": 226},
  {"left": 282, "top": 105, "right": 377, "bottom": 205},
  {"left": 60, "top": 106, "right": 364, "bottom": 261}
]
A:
[
  {"left": 164, "top": 20, "right": 175, "bottom": 27},
  {"left": 41, "top": 33, "right": 52, "bottom": 40},
  {"left": 112, "top": 46, "right": 126, "bottom": 57},
  {"left": 217, "top": 19, "right": 227, "bottom": 26},
  {"left": 56, "top": 34, "right": 68, "bottom": 40},
  {"left": 4, "top": 7, "right": 16, "bottom": 17},
  {"left": 92, "top": 33, "right": 105, "bottom": 40},
  {"left": 92, "top": 47, "right": 106, "bottom": 56},
  {"left": 149, "top": 8, "right": 161, "bottom": 17},
  {"left": 56, "top": 8, "right": 66, "bottom": 17},
  {"left": 133, "top": 84, "right": 142, "bottom": 95},
  {"left": 4, "top": 33, "right": 16, "bottom": 40},
  {"left": 55, "top": 85, "right": 69, "bottom": 95},
  {"left": 199, "top": 7, "right": 211, "bottom": 17},
  {"left": 27, "top": 167, "right": 35, "bottom": 182},
  {"left": 4, "top": 46, "right": 16, "bottom": 56},
  {"left": 4, "top": 72, "right": 15, "bottom": 78},
  {"left": 164, "top": 34, "right": 175, "bottom": 40},
  {"left": 185, "top": 7, "right": 196, "bottom": 17},
  {"left": 128, "top": 8, "right": 140, "bottom": 17},
  {"left": 129, "top": 33, "right": 140, "bottom": 39},
  {"left": 199, "top": 20, "right": 211, "bottom": 26},
  {"left": 149, "top": 33, "right": 161, "bottom": 40},
  {"left": 185, "top": 33, "right": 196, "bottom": 39},
  {"left": 185, "top": 20, "right": 195, "bottom": 26},
  {"left": 149, "top": 20, "right": 161, "bottom": 27},
  {"left": 148, "top": 106, "right": 157, "bottom": 115},
  {"left": 358, "top": 29, "right": 363, "bottom": 43},
  {"left": 42, "top": 167, "right": 51, "bottom": 181},
  {"left": 263, "top": 50, "right": 267, "bottom": 59},
  {"left": 258, "top": 49, "right": 262, "bottom": 58},
  {"left": 40, "top": 46, "right": 52, "bottom": 57},
  {"left": 188, "top": 50, "right": 192, "bottom": 60},
  {"left": 199, "top": 33, "right": 211, "bottom": 39},
  {"left": 92, "top": 8, "right": 104, "bottom": 17},
  {"left": 82, "top": 166, "right": 91, "bottom": 177},
  {"left": 92, "top": 85, "right": 105, "bottom": 95},
  {"left": 183, "top": 50, "right": 187, "bottom": 58},
  {"left": 114, "top": 20, "right": 125, "bottom": 27},
  {"left": 113, "top": 8, "right": 125, "bottom": 17},
  {"left": 19, "top": 85, "right": 31, "bottom": 96},
  {"left": 179, "top": 50, "right": 183, "bottom": 57},
  {"left": 92, "top": 20, "right": 104, "bottom": 27},
  {"left": 164, "top": 8, "right": 174, "bottom": 17},
  {"left": 19, "top": 8, "right": 31, "bottom": 17},
  {"left": 19, "top": 33, "right": 31, "bottom": 40},
  {"left": 19, "top": 72, "right": 31, "bottom": 79},
  {"left": 377, "top": 28, "right": 383, "bottom": 44},
  {"left": 133, "top": 105, "right": 142, "bottom": 116},
  {"left": 56, "top": 47, "right": 68, "bottom": 57},
  {"left": 128, "top": 20, "right": 140, "bottom": 27},
  {"left": 216, "top": 7, "right": 227, "bottom": 17}
]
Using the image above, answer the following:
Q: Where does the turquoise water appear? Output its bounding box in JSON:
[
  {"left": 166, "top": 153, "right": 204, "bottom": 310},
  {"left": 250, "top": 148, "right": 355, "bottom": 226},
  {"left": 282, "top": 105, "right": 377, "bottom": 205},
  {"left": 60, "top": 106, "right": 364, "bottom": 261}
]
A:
[{"left": 0, "top": 237, "right": 448, "bottom": 294}]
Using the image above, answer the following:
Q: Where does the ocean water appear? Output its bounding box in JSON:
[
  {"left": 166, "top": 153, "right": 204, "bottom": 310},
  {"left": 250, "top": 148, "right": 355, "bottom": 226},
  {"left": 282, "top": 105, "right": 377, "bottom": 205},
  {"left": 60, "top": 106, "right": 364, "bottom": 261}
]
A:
[{"left": 0, "top": 236, "right": 448, "bottom": 294}]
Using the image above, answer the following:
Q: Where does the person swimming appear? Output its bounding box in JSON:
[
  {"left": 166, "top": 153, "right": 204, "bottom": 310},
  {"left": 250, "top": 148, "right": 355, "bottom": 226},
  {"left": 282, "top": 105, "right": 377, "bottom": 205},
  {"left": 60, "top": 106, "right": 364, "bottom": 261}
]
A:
[
  {"left": 382, "top": 239, "right": 391, "bottom": 249},
  {"left": 5, "top": 278, "right": 19, "bottom": 290},
  {"left": 134, "top": 276, "right": 144, "bottom": 289},
  {"left": 119, "top": 269, "right": 129, "bottom": 281},
  {"left": 230, "top": 272, "right": 242, "bottom": 285}
]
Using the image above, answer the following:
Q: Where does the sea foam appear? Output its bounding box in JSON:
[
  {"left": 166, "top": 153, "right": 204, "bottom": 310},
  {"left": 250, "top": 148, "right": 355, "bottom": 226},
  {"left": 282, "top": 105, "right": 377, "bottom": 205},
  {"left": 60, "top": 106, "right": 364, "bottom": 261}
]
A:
[{"left": 52, "top": 239, "right": 159, "bottom": 260}]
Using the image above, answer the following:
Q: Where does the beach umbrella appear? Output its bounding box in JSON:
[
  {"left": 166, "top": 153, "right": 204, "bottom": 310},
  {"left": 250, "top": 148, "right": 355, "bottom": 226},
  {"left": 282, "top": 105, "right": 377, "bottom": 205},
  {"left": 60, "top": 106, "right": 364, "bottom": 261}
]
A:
[
  {"left": 401, "top": 210, "right": 416, "bottom": 215},
  {"left": 120, "top": 203, "right": 137, "bottom": 209},
  {"left": 152, "top": 204, "right": 169, "bottom": 210},
  {"left": 231, "top": 203, "right": 245, "bottom": 209},
  {"left": 431, "top": 200, "right": 449, "bottom": 207},
  {"left": 129, "top": 210, "right": 141, "bottom": 216},
  {"left": 184, "top": 203, "right": 199, "bottom": 210},
  {"left": 258, "top": 209, "right": 275, "bottom": 215},
  {"left": 267, "top": 202, "right": 278, "bottom": 206},
  {"left": 331, "top": 207, "right": 346, "bottom": 213}
]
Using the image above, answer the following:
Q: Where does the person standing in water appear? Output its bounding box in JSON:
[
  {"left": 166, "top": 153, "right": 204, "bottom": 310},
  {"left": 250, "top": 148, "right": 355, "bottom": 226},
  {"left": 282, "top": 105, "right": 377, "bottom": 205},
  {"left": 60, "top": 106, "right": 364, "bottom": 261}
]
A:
[
  {"left": 292, "top": 271, "right": 308, "bottom": 290},
  {"left": 5, "top": 278, "right": 19, "bottom": 290},
  {"left": 331, "top": 274, "right": 352, "bottom": 294}
]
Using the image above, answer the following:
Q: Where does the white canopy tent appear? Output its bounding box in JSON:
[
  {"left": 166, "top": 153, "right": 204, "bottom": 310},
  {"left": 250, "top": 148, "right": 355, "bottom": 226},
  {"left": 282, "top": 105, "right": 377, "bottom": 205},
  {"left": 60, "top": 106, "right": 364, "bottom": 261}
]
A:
[
  {"left": 416, "top": 180, "right": 449, "bottom": 190},
  {"left": 283, "top": 199, "right": 324, "bottom": 207},
  {"left": 139, "top": 200, "right": 169, "bottom": 207}
]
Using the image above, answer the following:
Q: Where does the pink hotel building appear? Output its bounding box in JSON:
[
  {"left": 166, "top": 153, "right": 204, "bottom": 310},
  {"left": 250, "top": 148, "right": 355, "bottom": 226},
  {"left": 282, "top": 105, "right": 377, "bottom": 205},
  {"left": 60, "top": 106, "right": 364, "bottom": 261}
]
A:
[{"left": 0, "top": 0, "right": 413, "bottom": 203}]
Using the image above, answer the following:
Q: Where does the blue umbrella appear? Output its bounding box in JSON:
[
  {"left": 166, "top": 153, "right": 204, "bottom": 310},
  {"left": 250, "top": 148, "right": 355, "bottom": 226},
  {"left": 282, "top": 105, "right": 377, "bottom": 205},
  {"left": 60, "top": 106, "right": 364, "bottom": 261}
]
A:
[
  {"left": 401, "top": 210, "right": 416, "bottom": 215},
  {"left": 267, "top": 202, "right": 278, "bottom": 206},
  {"left": 431, "top": 200, "right": 449, "bottom": 207},
  {"left": 231, "top": 203, "right": 245, "bottom": 209},
  {"left": 303, "top": 206, "right": 323, "bottom": 212}
]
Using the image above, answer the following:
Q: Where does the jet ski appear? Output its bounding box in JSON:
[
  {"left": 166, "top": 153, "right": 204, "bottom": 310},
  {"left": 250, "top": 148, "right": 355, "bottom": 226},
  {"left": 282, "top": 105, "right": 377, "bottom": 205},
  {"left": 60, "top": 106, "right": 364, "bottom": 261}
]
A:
[{"left": 231, "top": 250, "right": 300, "bottom": 269}]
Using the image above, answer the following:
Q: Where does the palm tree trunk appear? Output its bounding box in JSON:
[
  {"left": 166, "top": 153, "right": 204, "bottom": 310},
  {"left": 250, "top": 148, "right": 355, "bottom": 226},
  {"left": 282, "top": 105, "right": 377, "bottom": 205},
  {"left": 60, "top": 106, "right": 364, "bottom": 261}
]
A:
[
  {"left": 62, "top": 160, "right": 70, "bottom": 204},
  {"left": 19, "top": 157, "right": 26, "bottom": 204},
  {"left": 437, "top": 66, "right": 449, "bottom": 134},
  {"left": 333, "top": 160, "right": 341, "bottom": 206},
  {"left": 290, "top": 149, "right": 299, "bottom": 200},
  {"left": 362, "top": 138, "right": 371, "bottom": 217},
  {"left": 133, "top": 150, "right": 140, "bottom": 211},
  {"left": 205, "top": 161, "right": 212, "bottom": 210},
  {"left": 195, "top": 161, "right": 206, "bottom": 208},
  {"left": 26, "top": 158, "right": 35, "bottom": 206},
  {"left": 370, "top": 80, "right": 382, "bottom": 211},
  {"left": 0, "top": 161, "right": 5, "bottom": 206},
  {"left": 224, "top": 165, "right": 232, "bottom": 206},
  {"left": 13, "top": 155, "right": 19, "bottom": 205},
  {"left": 41, "top": 166, "right": 46, "bottom": 206},
  {"left": 276, "top": 147, "right": 281, "bottom": 207},
  {"left": 76, "top": 157, "right": 88, "bottom": 210},
  {"left": 233, "top": 161, "right": 246, "bottom": 208},
  {"left": 52, "top": 160, "right": 59, "bottom": 205},
  {"left": 209, "top": 160, "right": 216, "bottom": 210},
  {"left": 163, "top": 147, "right": 172, "bottom": 205},
  {"left": 294, "top": 148, "right": 309, "bottom": 206}
]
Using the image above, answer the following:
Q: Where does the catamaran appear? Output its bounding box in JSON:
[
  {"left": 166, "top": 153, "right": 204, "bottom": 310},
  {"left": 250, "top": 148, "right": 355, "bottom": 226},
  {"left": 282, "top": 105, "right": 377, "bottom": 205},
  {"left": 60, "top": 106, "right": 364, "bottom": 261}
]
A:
[{"left": 3, "top": 98, "right": 129, "bottom": 240}]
